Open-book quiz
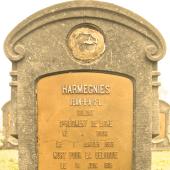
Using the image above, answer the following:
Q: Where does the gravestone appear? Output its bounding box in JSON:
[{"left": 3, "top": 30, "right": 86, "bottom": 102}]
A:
[
  {"left": 1, "top": 101, "right": 18, "bottom": 148},
  {"left": 152, "top": 100, "right": 170, "bottom": 149},
  {"left": 4, "top": 1, "right": 166, "bottom": 170}
]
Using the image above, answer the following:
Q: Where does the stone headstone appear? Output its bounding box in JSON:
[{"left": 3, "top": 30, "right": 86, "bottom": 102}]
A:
[
  {"left": 4, "top": 1, "right": 166, "bottom": 170},
  {"left": 152, "top": 100, "right": 170, "bottom": 149},
  {"left": 1, "top": 101, "right": 18, "bottom": 149}
]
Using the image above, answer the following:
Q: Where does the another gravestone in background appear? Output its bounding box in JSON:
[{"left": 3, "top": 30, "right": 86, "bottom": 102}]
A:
[
  {"left": 4, "top": 1, "right": 166, "bottom": 170},
  {"left": 1, "top": 101, "right": 18, "bottom": 149},
  {"left": 152, "top": 100, "right": 170, "bottom": 149}
]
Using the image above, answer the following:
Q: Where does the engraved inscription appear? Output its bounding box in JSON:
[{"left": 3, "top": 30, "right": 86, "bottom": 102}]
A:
[
  {"left": 62, "top": 84, "right": 110, "bottom": 94},
  {"left": 37, "top": 72, "right": 133, "bottom": 170}
]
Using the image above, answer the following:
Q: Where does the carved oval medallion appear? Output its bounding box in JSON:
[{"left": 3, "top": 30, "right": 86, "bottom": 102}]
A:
[{"left": 68, "top": 27, "right": 105, "bottom": 63}]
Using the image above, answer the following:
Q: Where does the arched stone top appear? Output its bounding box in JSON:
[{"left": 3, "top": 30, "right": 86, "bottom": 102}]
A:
[
  {"left": 4, "top": 0, "right": 166, "bottom": 62},
  {"left": 1, "top": 101, "right": 11, "bottom": 115},
  {"left": 159, "top": 100, "right": 170, "bottom": 113}
]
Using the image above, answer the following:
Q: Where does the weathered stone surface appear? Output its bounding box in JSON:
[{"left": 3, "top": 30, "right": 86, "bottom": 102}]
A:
[{"left": 4, "top": 1, "right": 166, "bottom": 170}]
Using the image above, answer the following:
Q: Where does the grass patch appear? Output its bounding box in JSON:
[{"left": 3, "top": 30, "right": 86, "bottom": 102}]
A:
[
  {"left": 152, "top": 151, "right": 170, "bottom": 170},
  {"left": 0, "top": 150, "right": 18, "bottom": 170}
]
